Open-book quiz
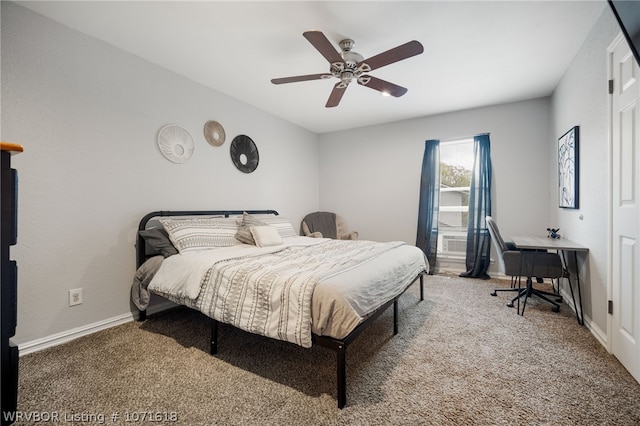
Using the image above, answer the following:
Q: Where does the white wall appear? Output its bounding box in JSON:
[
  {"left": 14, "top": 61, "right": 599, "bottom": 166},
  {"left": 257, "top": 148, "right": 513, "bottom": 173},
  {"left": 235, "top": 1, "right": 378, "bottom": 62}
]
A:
[
  {"left": 550, "top": 8, "right": 619, "bottom": 336},
  {"left": 1, "top": 3, "right": 320, "bottom": 345},
  {"left": 318, "top": 97, "right": 552, "bottom": 265}
]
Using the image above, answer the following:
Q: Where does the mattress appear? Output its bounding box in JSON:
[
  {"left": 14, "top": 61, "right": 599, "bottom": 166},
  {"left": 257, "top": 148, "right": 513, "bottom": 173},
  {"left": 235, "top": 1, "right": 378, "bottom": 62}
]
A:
[{"left": 133, "top": 236, "right": 427, "bottom": 346}]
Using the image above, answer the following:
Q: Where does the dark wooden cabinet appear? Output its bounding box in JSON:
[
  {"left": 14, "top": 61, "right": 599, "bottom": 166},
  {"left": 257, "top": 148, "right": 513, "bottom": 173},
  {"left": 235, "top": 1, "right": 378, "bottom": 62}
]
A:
[{"left": 1, "top": 142, "right": 23, "bottom": 426}]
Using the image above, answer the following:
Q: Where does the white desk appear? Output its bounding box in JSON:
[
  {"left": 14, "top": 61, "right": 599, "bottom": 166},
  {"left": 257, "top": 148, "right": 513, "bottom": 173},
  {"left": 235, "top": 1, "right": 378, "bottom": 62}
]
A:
[{"left": 511, "top": 236, "right": 589, "bottom": 325}]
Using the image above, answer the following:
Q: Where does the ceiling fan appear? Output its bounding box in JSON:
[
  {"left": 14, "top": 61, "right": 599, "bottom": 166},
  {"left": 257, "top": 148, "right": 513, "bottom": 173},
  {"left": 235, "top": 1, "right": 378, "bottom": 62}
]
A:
[{"left": 271, "top": 31, "right": 424, "bottom": 108}]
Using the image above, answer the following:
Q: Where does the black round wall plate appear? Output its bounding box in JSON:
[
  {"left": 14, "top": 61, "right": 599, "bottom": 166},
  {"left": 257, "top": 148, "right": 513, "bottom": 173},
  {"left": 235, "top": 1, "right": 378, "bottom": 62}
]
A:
[{"left": 230, "top": 135, "right": 259, "bottom": 173}]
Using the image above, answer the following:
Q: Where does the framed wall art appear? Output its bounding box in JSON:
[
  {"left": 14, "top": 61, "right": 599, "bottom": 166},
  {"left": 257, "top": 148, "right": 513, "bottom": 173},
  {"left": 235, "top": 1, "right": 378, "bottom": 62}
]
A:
[{"left": 558, "top": 126, "right": 579, "bottom": 209}]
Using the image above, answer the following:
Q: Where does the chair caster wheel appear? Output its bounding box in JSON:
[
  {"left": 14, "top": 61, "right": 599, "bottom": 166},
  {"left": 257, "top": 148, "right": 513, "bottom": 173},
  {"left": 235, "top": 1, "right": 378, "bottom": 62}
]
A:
[
  {"left": 507, "top": 302, "right": 514, "bottom": 308},
  {"left": 552, "top": 306, "right": 560, "bottom": 313},
  {"left": 490, "top": 292, "right": 497, "bottom": 296}
]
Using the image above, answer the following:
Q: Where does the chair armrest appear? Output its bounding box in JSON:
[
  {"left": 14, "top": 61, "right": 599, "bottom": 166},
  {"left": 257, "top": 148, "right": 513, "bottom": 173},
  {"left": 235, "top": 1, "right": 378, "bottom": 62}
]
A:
[
  {"left": 301, "top": 221, "right": 312, "bottom": 236},
  {"left": 339, "top": 231, "right": 359, "bottom": 240},
  {"left": 502, "top": 251, "right": 522, "bottom": 274}
]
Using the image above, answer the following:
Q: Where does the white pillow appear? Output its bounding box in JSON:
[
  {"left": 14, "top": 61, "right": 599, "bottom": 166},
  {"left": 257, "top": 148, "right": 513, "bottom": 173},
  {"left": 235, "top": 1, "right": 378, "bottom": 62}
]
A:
[
  {"left": 159, "top": 217, "right": 240, "bottom": 252},
  {"left": 250, "top": 225, "right": 284, "bottom": 247},
  {"left": 234, "top": 212, "right": 267, "bottom": 245},
  {"left": 257, "top": 216, "right": 297, "bottom": 238}
]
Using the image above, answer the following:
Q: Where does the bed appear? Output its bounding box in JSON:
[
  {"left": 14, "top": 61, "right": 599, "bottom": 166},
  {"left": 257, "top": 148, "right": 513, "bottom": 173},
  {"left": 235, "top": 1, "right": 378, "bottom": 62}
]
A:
[{"left": 131, "top": 210, "right": 428, "bottom": 408}]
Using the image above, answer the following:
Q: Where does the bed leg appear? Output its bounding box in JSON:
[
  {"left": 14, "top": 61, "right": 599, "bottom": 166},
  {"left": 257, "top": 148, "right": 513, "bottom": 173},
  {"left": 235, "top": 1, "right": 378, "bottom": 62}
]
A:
[
  {"left": 138, "top": 310, "right": 147, "bottom": 322},
  {"left": 420, "top": 273, "right": 424, "bottom": 301},
  {"left": 337, "top": 343, "right": 346, "bottom": 409},
  {"left": 210, "top": 319, "right": 218, "bottom": 355},
  {"left": 393, "top": 299, "right": 399, "bottom": 335}
]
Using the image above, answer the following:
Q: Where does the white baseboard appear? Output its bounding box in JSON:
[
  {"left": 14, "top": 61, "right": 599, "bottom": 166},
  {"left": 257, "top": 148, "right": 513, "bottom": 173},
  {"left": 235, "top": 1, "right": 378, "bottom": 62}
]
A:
[
  {"left": 18, "top": 301, "right": 176, "bottom": 356},
  {"left": 585, "top": 316, "right": 608, "bottom": 348},
  {"left": 557, "top": 287, "right": 608, "bottom": 348}
]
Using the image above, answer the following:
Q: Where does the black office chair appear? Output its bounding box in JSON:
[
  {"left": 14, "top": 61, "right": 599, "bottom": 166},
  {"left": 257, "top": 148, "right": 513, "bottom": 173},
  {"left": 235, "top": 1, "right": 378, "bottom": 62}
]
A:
[{"left": 487, "top": 216, "right": 566, "bottom": 315}]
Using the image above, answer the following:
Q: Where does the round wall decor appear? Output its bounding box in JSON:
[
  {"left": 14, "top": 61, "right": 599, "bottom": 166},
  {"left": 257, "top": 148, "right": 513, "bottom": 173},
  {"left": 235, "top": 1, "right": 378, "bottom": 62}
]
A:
[
  {"left": 204, "top": 120, "right": 226, "bottom": 147},
  {"left": 230, "top": 135, "right": 259, "bottom": 173},
  {"left": 157, "top": 124, "right": 195, "bottom": 164}
]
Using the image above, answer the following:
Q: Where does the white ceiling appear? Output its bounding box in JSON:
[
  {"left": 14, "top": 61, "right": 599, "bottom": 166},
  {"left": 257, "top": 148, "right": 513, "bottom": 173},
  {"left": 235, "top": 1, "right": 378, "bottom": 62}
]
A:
[{"left": 17, "top": 1, "right": 607, "bottom": 134}]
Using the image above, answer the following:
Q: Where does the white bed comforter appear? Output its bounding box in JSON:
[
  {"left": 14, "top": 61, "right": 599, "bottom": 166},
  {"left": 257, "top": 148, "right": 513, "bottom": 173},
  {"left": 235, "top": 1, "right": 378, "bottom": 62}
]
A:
[
  {"left": 148, "top": 237, "right": 427, "bottom": 347},
  {"left": 148, "top": 237, "right": 322, "bottom": 300}
]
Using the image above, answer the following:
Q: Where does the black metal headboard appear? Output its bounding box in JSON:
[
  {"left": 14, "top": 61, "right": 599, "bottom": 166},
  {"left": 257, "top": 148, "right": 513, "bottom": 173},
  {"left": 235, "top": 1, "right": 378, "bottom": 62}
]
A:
[{"left": 136, "top": 209, "right": 279, "bottom": 268}]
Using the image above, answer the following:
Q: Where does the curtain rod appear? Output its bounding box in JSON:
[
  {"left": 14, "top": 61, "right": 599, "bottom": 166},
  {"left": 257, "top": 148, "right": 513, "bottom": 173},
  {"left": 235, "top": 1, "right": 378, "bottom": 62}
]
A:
[{"left": 436, "top": 132, "right": 490, "bottom": 144}]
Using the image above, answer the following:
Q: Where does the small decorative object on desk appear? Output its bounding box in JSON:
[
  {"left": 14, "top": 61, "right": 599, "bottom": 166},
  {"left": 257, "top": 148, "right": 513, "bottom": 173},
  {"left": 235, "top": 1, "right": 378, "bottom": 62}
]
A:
[{"left": 547, "top": 228, "right": 561, "bottom": 239}]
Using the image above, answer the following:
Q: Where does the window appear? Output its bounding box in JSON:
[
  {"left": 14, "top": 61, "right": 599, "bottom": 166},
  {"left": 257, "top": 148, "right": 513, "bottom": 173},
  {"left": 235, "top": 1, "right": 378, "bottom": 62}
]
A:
[{"left": 438, "top": 138, "right": 474, "bottom": 258}]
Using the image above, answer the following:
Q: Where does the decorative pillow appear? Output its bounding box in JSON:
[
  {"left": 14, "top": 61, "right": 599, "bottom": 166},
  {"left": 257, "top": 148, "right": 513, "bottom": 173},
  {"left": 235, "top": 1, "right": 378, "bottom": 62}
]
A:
[
  {"left": 139, "top": 228, "right": 178, "bottom": 258},
  {"left": 250, "top": 225, "right": 284, "bottom": 247},
  {"left": 159, "top": 217, "right": 240, "bottom": 253},
  {"left": 235, "top": 212, "right": 268, "bottom": 245},
  {"left": 258, "top": 216, "right": 297, "bottom": 238}
]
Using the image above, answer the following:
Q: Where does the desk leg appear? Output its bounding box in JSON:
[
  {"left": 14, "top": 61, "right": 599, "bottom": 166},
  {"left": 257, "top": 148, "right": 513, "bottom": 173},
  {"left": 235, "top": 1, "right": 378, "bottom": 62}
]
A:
[
  {"left": 516, "top": 252, "right": 533, "bottom": 315},
  {"left": 520, "top": 278, "right": 531, "bottom": 316},
  {"left": 516, "top": 255, "right": 526, "bottom": 314},
  {"left": 517, "top": 275, "right": 521, "bottom": 313},
  {"left": 573, "top": 251, "right": 584, "bottom": 325},
  {"left": 560, "top": 250, "right": 584, "bottom": 325}
]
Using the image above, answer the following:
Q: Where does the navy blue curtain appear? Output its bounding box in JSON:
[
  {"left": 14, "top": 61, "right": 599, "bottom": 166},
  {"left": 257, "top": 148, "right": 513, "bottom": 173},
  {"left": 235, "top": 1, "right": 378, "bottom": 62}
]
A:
[
  {"left": 460, "top": 134, "right": 492, "bottom": 279},
  {"left": 416, "top": 139, "right": 440, "bottom": 273}
]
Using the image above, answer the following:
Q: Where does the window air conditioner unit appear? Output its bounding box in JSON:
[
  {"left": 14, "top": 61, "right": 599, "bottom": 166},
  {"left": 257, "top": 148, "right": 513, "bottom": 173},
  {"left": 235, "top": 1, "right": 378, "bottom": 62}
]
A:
[{"left": 442, "top": 235, "right": 467, "bottom": 253}]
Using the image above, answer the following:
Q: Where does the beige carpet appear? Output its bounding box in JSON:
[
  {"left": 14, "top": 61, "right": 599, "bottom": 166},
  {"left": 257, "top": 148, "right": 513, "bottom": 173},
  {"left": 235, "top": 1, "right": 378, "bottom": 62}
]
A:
[{"left": 16, "top": 275, "right": 640, "bottom": 425}]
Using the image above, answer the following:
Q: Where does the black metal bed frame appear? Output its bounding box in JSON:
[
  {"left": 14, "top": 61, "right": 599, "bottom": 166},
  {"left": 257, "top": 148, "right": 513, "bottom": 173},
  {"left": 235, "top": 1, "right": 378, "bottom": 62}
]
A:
[{"left": 135, "top": 210, "right": 425, "bottom": 409}]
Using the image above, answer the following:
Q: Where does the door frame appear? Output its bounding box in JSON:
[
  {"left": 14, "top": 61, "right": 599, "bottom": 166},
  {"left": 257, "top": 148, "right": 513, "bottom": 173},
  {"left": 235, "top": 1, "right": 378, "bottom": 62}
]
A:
[
  {"left": 606, "top": 32, "right": 623, "bottom": 354},
  {"left": 607, "top": 31, "right": 640, "bottom": 381}
]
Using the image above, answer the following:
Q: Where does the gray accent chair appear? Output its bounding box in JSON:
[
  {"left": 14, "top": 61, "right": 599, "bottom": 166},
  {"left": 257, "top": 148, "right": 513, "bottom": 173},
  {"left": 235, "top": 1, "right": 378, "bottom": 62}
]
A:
[
  {"left": 486, "top": 216, "right": 566, "bottom": 314},
  {"left": 300, "top": 212, "right": 358, "bottom": 240}
]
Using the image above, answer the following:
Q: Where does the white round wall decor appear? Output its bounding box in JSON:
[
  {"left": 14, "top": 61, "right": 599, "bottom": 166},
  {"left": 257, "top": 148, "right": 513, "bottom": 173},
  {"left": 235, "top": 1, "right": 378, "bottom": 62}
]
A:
[
  {"left": 204, "top": 120, "right": 226, "bottom": 147},
  {"left": 157, "top": 124, "right": 195, "bottom": 164}
]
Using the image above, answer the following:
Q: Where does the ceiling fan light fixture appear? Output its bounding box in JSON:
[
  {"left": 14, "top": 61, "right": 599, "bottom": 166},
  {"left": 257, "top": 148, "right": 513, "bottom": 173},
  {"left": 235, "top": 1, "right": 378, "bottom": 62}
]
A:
[
  {"left": 341, "top": 50, "right": 364, "bottom": 66},
  {"left": 341, "top": 70, "right": 354, "bottom": 83},
  {"left": 339, "top": 38, "right": 364, "bottom": 68}
]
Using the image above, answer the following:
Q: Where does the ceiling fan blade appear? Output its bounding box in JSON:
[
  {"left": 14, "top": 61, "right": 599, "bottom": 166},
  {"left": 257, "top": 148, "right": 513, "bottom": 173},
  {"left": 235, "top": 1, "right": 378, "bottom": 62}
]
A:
[
  {"left": 326, "top": 82, "right": 347, "bottom": 108},
  {"left": 271, "top": 73, "right": 332, "bottom": 84},
  {"left": 303, "top": 31, "right": 343, "bottom": 64},
  {"left": 357, "top": 75, "right": 408, "bottom": 97},
  {"left": 358, "top": 40, "right": 424, "bottom": 72}
]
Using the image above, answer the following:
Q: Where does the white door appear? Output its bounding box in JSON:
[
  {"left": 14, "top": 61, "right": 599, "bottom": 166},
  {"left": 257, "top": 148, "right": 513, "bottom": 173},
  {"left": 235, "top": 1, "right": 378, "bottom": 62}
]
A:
[{"left": 610, "top": 33, "right": 640, "bottom": 383}]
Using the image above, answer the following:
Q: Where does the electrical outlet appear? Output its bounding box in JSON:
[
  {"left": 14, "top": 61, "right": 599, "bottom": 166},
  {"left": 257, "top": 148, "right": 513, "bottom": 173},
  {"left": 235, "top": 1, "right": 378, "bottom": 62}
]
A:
[{"left": 69, "top": 288, "right": 83, "bottom": 306}]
